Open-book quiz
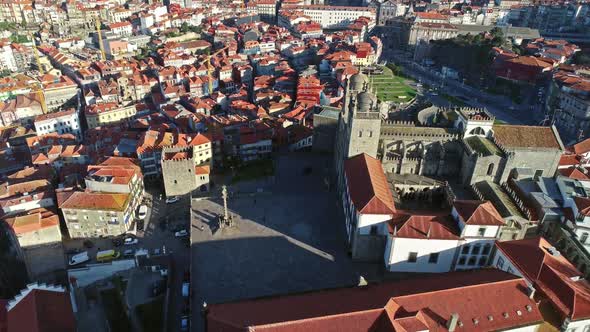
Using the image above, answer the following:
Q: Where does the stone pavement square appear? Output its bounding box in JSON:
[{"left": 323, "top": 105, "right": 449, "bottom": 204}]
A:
[{"left": 189, "top": 154, "right": 383, "bottom": 331}]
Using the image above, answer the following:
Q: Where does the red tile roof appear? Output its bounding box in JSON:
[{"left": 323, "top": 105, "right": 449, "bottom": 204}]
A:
[
  {"left": 7, "top": 288, "right": 75, "bottom": 332},
  {"left": 207, "top": 269, "right": 542, "bottom": 332},
  {"left": 559, "top": 167, "right": 590, "bottom": 181},
  {"left": 560, "top": 154, "right": 582, "bottom": 167},
  {"left": 344, "top": 154, "right": 395, "bottom": 215},
  {"left": 496, "top": 237, "right": 590, "bottom": 321},
  {"left": 453, "top": 200, "right": 505, "bottom": 226},
  {"left": 388, "top": 214, "right": 460, "bottom": 240},
  {"left": 574, "top": 197, "right": 590, "bottom": 216},
  {"left": 572, "top": 138, "right": 590, "bottom": 155}
]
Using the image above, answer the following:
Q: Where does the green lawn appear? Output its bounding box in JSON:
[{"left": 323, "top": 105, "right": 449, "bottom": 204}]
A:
[
  {"left": 136, "top": 296, "right": 164, "bottom": 332},
  {"left": 369, "top": 68, "right": 417, "bottom": 102}
]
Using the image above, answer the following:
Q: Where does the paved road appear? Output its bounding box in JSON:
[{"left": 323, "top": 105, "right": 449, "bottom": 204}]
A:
[{"left": 382, "top": 51, "right": 541, "bottom": 125}]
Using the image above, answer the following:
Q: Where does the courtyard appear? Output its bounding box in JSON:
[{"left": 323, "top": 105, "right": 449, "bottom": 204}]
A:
[
  {"left": 190, "top": 154, "right": 383, "bottom": 331},
  {"left": 370, "top": 67, "right": 417, "bottom": 103}
]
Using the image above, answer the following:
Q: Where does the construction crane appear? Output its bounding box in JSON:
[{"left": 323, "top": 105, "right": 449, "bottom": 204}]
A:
[
  {"left": 29, "top": 34, "right": 44, "bottom": 75},
  {"left": 205, "top": 47, "right": 228, "bottom": 96},
  {"left": 95, "top": 18, "right": 106, "bottom": 61}
]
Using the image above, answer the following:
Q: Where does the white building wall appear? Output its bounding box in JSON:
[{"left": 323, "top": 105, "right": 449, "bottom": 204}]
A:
[
  {"left": 385, "top": 237, "right": 460, "bottom": 273},
  {"left": 462, "top": 224, "right": 500, "bottom": 238},
  {"left": 358, "top": 213, "right": 391, "bottom": 233}
]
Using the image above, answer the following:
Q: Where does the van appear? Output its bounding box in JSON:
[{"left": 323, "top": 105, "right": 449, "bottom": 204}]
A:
[
  {"left": 69, "top": 251, "right": 90, "bottom": 266},
  {"left": 182, "top": 282, "right": 189, "bottom": 297},
  {"left": 96, "top": 249, "right": 120, "bottom": 262}
]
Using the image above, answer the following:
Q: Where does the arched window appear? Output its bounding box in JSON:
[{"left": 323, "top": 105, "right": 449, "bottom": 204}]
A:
[{"left": 487, "top": 163, "right": 495, "bottom": 176}]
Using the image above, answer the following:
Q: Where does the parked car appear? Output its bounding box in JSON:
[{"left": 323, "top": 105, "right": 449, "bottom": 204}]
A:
[
  {"left": 83, "top": 240, "right": 94, "bottom": 248},
  {"left": 166, "top": 196, "right": 180, "bottom": 204},
  {"left": 137, "top": 205, "right": 148, "bottom": 220},
  {"left": 124, "top": 238, "right": 138, "bottom": 245},
  {"left": 123, "top": 249, "right": 135, "bottom": 258},
  {"left": 112, "top": 238, "right": 122, "bottom": 247},
  {"left": 175, "top": 229, "right": 188, "bottom": 237},
  {"left": 181, "top": 282, "right": 190, "bottom": 297},
  {"left": 137, "top": 220, "right": 144, "bottom": 231}
]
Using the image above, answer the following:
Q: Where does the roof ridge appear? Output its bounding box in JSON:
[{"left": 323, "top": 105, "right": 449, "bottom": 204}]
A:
[
  {"left": 391, "top": 276, "right": 522, "bottom": 301},
  {"left": 251, "top": 307, "right": 386, "bottom": 329}
]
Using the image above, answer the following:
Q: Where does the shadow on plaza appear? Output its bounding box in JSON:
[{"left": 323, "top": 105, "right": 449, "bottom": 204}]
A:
[{"left": 189, "top": 235, "right": 367, "bottom": 332}]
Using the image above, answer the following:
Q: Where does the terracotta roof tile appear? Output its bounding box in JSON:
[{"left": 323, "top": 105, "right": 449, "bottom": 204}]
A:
[
  {"left": 344, "top": 154, "right": 395, "bottom": 215},
  {"left": 207, "top": 269, "right": 542, "bottom": 332},
  {"left": 453, "top": 200, "right": 505, "bottom": 226},
  {"left": 388, "top": 214, "right": 460, "bottom": 240}
]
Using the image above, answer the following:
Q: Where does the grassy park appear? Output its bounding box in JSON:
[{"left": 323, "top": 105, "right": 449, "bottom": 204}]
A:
[{"left": 369, "top": 67, "right": 417, "bottom": 103}]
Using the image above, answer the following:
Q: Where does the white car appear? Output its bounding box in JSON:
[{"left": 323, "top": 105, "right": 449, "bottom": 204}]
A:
[
  {"left": 137, "top": 205, "right": 148, "bottom": 220},
  {"left": 175, "top": 229, "right": 188, "bottom": 237},
  {"left": 166, "top": 196, "right": 180, "bottom": 204},
  {"left": 124, "top": 238, "right": 138, "bottom": 245}
]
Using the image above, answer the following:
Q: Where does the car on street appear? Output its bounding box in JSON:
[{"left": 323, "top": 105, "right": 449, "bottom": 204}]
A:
[
  {"left": 123, "top": 249, "right": 135, "bottom": 258},
  {"left": 166, "top": 196, "right": 180, "bottom": 204},
  {"left": 136, "top": 220, "right": 144, "bottom": 231},
  {"left": 124, "top": 238, "right": 138, "bottom": 245},
  {"left": 175, "top": 229, "right": 188, "bottom": 237},
  {"left": 137, "top": 205, "right": 148, "bottom": 220},
  {"left": 69, "top": 251, "right": 90, "bottom": 266},
  {"left": 112, "top": 238, "right": 122, "bottom": 247},
  {"left": 83, "top": 240, "right": 94, "bottom": 248}
]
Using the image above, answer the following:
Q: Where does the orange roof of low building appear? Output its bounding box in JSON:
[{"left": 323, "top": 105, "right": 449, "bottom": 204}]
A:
[
  {"left": 344, "top": 153, "right": 395, "bottom": 215},
  {"left": 60, "top": 191, "right": 129, "bottom": 211},
  {"left": 207, "top": 269, "right": 542, "bottom": 332},
  {"left": 388, "top": 214, "right": 460, "bottom": 240},
  {"left": 453, "top": 200, "right": 505, "bottom": 226},
  {"left": 496, "top": 237, "right": 590, "bottom": 321}
]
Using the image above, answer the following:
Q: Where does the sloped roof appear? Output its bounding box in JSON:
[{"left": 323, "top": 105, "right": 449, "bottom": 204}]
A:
[
  {"left": 59, "top": 191, "right": 129, "bottom": 211},
  {"left": 207, "top": 269, "right": 542, "bottom": 332},
  {"left": 559, "top": 167, "right": 590, "bottom": 181},
  {"left": 572, "top": 138, "right": 590, "bottom": 155},
  {"left": 7, "top": 288, "right": 75, "bottom": 332},
  {"left": 493, "top": 125, "right": 562, "bottom": 149},
  {"left": 496, "top": 237, "right": 590, "bottom": 320},
  {"left": 453, "top": 200, "right": 505, "bottom": 226},
  {"left": 388, "top": 214, "right": 460, "bottom": 240},
  {"left": 574, "top": 196, "right": 590, "bottom": 216},
  {"left": 344, "top": 153, "right": 395, "bottom": 215}
]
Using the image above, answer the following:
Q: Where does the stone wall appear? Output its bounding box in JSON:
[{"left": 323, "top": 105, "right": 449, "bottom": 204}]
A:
[{"left": 161, "top": 147, "right": 197, "bottom": 197}]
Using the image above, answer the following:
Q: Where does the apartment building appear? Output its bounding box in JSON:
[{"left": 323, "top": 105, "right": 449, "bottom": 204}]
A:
[
  {"left": 33, "top": 108, "right": 81, "bottom": 140},
  {"left": 290, "top": 5, "right": 376, "bottom": 29},
  {"left": 85, "top": 103, "right": 137, "bottom": 129}
]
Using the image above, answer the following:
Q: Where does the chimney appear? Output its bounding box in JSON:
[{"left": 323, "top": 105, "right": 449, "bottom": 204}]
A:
[{"left": 447, "top": 313, "right": 459, "bottom": 332}]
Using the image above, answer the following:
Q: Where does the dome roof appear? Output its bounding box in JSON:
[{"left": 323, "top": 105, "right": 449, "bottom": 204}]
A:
[
  {"left": 349, "top": 73, "right": 369, "bottom": 91},
  {"left": 357, "top": 91, "right": 376, "bottom": 111}
]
